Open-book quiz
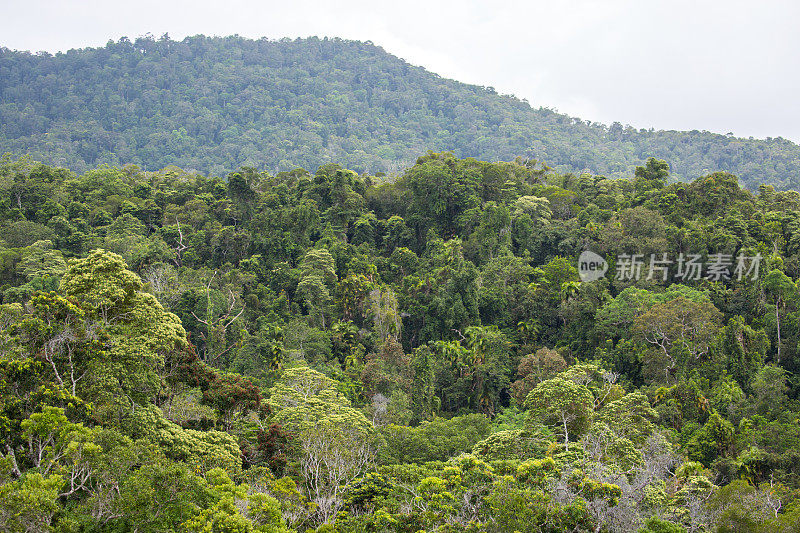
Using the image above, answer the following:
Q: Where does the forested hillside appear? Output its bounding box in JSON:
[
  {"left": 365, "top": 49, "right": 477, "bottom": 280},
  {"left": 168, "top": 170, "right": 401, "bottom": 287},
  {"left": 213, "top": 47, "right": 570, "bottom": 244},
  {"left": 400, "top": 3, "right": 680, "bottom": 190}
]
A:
[
  {"left": 2, "top": 152, "right": 800, "bottom": 531},
  {"left": 3, "top": 34, "right": 800, "bottom": 189}
]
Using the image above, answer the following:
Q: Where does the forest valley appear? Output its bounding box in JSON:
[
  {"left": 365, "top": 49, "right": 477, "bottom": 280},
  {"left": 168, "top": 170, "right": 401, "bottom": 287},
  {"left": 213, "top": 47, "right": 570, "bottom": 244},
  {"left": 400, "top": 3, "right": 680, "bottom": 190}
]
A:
[{"left": 1, "top": 151, "right": 800, "bottom": 532}]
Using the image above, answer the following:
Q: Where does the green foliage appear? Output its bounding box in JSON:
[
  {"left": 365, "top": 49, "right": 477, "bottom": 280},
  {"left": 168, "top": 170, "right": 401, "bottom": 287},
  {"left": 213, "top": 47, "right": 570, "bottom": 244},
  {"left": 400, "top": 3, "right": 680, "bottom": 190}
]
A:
[
  {"left": 125, "top": 404, "right": 242, "bottom": 475},
  {"left": 0, "top": 471, "right": 62, "bottom": 532},
  {"left": 638, "top": 516, "right": 687, "bottom": 533},
  {"left": 1, "top": 148, "right": 800, "bottom": 531},
  {"left": 596, "top": 391, "right": 658, "bottom": 446},
  {"left": 3, "top": 38, "right": 800, "bottom": 191},
  {"left": 267, "top": 366, "right": 371, "bottom": 435},
  {"left": 525, "top": 376, "right": 594, "bottom": 450},
  {"left": 182, "top": 468, "right": 291, "bottom": 533},
  {"left": 378, "top": 414, "right": 491, "bottom": 464},
  {"left": 472, "top": 426, "right": 554, "bottom": 461},
  {"left": 686, "top": 410, "right": 736, "bottom": 466},
  {"left": 59, "top": 249, "right": 143, "bottom": 315}
]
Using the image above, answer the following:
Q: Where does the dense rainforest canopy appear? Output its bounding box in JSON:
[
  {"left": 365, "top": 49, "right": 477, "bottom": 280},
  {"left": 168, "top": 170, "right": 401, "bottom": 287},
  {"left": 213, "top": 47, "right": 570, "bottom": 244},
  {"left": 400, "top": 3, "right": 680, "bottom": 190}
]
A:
[
  {"left": 3, "top": 34, "right": 800, "bottom": 189},
  {"left": 2, "top": 151, "right": 800, "bottom": 531}
]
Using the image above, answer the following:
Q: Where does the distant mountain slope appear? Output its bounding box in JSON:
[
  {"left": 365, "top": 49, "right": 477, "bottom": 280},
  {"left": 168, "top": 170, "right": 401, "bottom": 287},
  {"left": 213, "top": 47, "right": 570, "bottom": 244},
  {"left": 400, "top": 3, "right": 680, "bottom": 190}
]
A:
[{"left": 2, "top": 34, "right": 800, "bottom": 188}]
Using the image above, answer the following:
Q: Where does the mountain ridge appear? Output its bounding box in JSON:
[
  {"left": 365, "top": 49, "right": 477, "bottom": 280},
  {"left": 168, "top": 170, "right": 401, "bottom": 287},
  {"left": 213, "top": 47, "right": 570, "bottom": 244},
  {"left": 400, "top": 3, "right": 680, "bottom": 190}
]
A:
[{"left": 2, "top": 34, "right": 799, "bottom": 188}]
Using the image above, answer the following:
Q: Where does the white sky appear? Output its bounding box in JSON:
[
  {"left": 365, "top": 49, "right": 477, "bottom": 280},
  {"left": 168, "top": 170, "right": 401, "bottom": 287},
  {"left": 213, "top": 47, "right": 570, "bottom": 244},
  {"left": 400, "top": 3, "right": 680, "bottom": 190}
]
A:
[{"left": 2, "top": 0, "right": 800, "bottom": 141}]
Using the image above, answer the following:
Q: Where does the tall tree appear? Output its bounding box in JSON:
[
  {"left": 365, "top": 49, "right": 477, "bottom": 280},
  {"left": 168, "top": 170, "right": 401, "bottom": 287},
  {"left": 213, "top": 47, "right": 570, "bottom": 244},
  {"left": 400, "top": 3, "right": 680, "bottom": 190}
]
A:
[{"left": 524, "top": 376, "right": 594, "bottom": 451}]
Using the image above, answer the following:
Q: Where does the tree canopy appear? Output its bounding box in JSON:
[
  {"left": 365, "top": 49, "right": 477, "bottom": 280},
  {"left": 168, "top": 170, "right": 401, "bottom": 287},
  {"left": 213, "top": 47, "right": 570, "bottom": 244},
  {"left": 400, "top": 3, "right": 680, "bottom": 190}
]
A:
[
  {"left": 3, "top": 35, "right": 800, "bottom": 189},
  {"left": 1, "top": 151, "right": 800, "bottom": 531}
]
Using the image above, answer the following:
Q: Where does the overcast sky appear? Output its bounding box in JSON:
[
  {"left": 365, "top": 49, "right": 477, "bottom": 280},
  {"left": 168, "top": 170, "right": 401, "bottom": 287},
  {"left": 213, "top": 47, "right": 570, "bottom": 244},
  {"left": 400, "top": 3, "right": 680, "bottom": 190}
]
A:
[{"left": 2, "top": 0, "right": 800, "bottom": 142}]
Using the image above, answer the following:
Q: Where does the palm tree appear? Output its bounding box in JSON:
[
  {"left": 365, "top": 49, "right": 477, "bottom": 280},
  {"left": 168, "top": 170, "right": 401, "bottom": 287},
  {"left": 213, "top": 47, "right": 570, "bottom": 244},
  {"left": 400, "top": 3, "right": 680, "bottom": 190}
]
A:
[
  {"left": 517, "top": 319, "right": 540, "bottom": 344},
  {"left": 560, "top": 280, "right": 581, "bottom": 302}
]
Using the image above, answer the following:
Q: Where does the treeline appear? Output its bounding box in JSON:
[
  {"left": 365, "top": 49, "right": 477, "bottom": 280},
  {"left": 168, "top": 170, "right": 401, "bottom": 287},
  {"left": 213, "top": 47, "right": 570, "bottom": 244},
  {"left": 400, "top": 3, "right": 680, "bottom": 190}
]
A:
[
  {"left": 2, "top": 35, "right": 800, "bottom": 189},
  {"left": 1, "top": 151, "right": 800, "bottom": 531}
]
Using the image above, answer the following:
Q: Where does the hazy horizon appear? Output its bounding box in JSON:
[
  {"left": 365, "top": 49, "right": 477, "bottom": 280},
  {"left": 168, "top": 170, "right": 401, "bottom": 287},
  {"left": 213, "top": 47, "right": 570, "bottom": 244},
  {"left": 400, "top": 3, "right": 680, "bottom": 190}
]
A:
[{"left": 2, "top": 0, "right": 799, "bottom": 142}]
